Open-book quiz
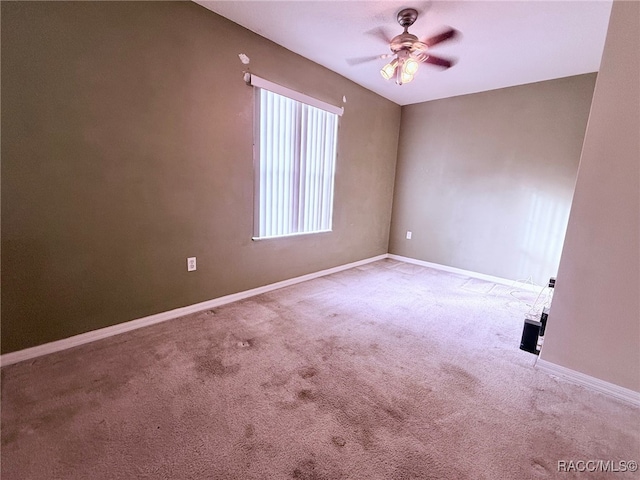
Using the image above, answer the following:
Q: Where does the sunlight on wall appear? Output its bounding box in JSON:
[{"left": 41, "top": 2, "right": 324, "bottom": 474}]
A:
[{"left": 518, "top": 189, "right": 571, "bottom": 284}]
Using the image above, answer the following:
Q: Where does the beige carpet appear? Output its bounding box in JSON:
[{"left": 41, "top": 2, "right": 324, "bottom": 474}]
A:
[{"left": 2, "top": 259, "right": 639, "bottom": 479}]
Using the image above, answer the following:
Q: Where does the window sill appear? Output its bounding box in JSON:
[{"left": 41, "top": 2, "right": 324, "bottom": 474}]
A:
[{"left": 252, "top": 230, "right": 332, "bottom": 241}]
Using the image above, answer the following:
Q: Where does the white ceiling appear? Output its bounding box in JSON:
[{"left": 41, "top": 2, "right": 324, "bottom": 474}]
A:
[{"left": 195, "top": 1, "right": 612, "bottom": 106}]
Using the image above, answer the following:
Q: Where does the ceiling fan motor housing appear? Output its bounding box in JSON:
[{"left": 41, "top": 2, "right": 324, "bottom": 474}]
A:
[{"left": 390, "top": 32, "right": 421, "bottom": 53}]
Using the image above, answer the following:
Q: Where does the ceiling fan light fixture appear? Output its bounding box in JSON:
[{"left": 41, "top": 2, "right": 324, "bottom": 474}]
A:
[
  {"left": 399, "top": 70, "right": 414, "bottom": 85},
  {"left": 393, "top": 52, "right": 414, "bottom": 85},
  {"left": 380, "top": 60, "right": 398, "bottom": 80},
  {"left": 403, "top": 57, "right": 420, "bottom": 76}
]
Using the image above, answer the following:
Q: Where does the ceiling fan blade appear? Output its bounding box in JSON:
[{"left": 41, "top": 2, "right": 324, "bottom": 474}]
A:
[
  {"left": 422, "top": 55, "right": 455, "bottom": 69},
  {"left": 346, "top": 54, "right": 392, "bottom": 66},
  {"left": 424, "top": 27, "right": 459, "bottom": 47},
  {"left": 364, "top": 26, "right": 393, "bottom": 45}
]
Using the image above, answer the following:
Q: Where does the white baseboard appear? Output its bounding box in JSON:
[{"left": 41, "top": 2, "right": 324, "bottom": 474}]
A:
[
  {"left": 0, "top": 254, "right": 387, "bottom": 367},
  {"left": 535, "top": 358, "right": 640, "bottom": 407},
  {"left": 5, "top": 252, "right": 636, "bottom": 407},
  {"left": 387, "top": 254, "right": 541, "bottom": 292}
]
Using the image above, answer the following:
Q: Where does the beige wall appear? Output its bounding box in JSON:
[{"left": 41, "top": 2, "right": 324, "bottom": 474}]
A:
[
  {"left": 1, "top": 2, "right": 400, "bottom": 353},
  {"left": 388, "top": 75, "right": 596, "bottom": 284},
  {"left": 540, "top": 1, "right": 640, "bottom": 392}
]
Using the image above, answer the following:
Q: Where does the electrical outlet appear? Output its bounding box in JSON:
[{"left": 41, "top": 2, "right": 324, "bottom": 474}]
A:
[
  {"left": 187, "top": 257, "right": 196, "bottom": 272},
  {"left": 406, "top": 231, "right": 412, "bottom": 240}
]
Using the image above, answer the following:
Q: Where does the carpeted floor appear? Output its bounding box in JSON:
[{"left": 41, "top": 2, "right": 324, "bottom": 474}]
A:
[{"left": 1, "top": 259, "right": 639, "bottom": 479}]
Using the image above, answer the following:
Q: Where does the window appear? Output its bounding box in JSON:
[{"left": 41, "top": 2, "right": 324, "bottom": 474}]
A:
[{"left": 251, "top": 77, "right": 341, "bottom": 239}]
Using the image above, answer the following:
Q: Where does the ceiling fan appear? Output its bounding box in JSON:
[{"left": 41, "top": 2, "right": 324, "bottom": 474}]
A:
[{"left": 376, "top": 8, "right": 459, "bottom": 85}]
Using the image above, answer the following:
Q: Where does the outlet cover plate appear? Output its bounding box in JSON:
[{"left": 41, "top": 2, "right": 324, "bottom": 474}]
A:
[{"left": 187, "top": 257, "right": 197, "bottom": 271}]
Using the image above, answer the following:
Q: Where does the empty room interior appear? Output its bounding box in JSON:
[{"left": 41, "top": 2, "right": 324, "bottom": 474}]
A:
[{"left": 1, "top": 1, "right": 638, "bottom": 479}]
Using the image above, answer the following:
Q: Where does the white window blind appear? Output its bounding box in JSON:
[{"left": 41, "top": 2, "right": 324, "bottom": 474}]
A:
[{"left": 253, "top": 83, "right": 339, "bottom": 239}]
